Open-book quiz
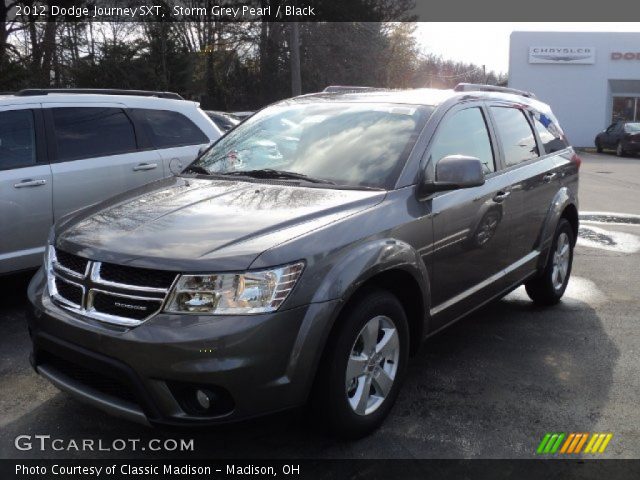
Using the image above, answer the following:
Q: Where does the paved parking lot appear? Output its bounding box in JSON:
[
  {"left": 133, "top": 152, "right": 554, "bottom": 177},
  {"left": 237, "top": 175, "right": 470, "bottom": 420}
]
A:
[{"left": 1, "top": 152, "right": 638, "bottom": 459}]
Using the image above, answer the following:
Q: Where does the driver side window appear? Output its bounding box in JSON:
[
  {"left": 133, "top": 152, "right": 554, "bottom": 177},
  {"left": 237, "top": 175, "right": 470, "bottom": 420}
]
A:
[{"left": 430, "top": 107, "right": 495, "bottom": 175}]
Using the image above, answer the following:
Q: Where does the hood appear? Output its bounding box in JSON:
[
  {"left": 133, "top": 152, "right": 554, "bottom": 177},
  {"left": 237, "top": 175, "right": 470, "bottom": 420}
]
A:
[{"left": 56, "top": 177, "right": 385, "bottom": 271}]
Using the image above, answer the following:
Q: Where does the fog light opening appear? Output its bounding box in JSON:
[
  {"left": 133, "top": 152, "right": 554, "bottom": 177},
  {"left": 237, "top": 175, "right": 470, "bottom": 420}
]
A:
[
  {"left": 167, "top": 382, "right": 235, "bottom": 417},
  {"left": 196, "top": 389, "right": 213, "bottom": 411}
]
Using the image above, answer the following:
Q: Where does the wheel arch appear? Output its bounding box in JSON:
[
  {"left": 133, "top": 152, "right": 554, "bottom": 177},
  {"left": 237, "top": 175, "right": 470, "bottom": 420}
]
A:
[{"left": 536, "top": 187, "right": 579, "bottom": 271}]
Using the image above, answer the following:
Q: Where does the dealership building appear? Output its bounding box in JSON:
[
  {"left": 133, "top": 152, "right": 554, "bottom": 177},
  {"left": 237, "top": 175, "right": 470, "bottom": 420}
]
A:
[{"left": 509, "top": 31, "right": 640, "bottom": 147}]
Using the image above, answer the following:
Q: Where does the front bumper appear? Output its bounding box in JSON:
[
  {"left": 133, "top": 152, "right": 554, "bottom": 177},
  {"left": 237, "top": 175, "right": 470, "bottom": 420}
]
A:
[{"left": 27, "top": 268, "right": 340, "bottom": 426}]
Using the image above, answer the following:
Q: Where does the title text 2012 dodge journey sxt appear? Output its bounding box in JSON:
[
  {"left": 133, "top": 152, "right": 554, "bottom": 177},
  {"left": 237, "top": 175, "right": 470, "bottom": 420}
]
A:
[{"left": 28, "top": 84, "right": 579, "bottom": 437}]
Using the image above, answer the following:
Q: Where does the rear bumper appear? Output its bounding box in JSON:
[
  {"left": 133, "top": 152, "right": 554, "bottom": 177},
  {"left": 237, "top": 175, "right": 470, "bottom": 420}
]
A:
[{"left": 27, "top": 268, "right": 340, "bottom": 426}]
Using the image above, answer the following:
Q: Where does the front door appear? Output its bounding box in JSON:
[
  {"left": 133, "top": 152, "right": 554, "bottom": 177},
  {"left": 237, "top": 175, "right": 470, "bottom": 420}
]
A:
[
  {"left": 0, "top": 105, "right": 53, "bottom": 273},
  {"left": 424, "top": 104, "right": 517, "bottom": 328}
]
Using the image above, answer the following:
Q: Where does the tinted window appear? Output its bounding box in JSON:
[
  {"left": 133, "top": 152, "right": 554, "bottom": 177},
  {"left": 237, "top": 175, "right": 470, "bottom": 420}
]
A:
[
  {"left": 137, "top": 109, "right": 208, "bottom": 148},
  {"left": 0, "top": 110, "right": 36, "bottom": 170},
  {"left": 491, "top": 107, "right": 538, "bottom": 167},
  {"left": 52, "top": 108, "right": 136, "bottom": 162},
  {"left": 430, "top": 107, "right": 495, "bottom": 174},
  {"left": 530, "top": 111, "right": 568, "bottom": 154},
  {"left": 193, "top": 102, "right": 432, "bottom": 189}
]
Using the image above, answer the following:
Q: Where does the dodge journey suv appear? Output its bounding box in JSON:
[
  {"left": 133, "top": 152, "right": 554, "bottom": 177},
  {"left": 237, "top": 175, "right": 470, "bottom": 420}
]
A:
[{"left": 28, "top": 84, "right": 579, "bottom": 438}]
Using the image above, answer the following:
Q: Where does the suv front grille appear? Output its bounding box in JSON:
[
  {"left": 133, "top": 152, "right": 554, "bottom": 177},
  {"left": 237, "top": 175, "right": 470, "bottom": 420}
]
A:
[
  {"left": 92, "top": 292, "right": 163, "bottom": 321},
  {"left": 48, "top": 247, "right": 177, "bottom": 327},
  {"left": 99, "top": 262, "right": 176, "bottom": 289},
  {"left": 54, "top": 277, "right": 83, "bottom": 307},
  {"left": 54, "top": 249, "right": 89, "bottom": 276}
]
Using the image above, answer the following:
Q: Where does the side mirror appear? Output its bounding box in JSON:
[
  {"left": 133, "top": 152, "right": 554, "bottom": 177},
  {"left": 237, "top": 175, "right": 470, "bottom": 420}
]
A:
[{"left": 419, "top": 155, "right": 485, "bottom": 196}]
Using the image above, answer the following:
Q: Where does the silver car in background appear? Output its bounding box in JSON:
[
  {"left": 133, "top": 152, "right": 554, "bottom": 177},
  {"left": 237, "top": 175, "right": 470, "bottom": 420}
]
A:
[{"left": 0, "top": 89, "right": 221, "bottom": 274}]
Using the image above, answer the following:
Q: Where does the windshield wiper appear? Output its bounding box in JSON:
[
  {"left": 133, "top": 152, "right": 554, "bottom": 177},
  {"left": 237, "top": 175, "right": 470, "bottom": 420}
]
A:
[
  {"left": 223, "top": 169, "right": 335, "bottom": 185},
  {"left": 182, "top": 165, "right": 211, "bottom": 175}
]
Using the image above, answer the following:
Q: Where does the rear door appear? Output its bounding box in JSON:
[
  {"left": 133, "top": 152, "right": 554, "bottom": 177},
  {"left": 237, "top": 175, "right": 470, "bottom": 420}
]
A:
[
  {"left": 44, "top": 104, "right": 165, "bottom": 220},
  {"left": 426, "top": 103, "right": 517, "bottom": 326},
  {"left": 486, "top": 105, "right": 566, "bottom": 267},
  {"left": 0, "top": 105, "right": 53, "bottom": 273},
  {"left": 130, "top": 108, "right": 211, "bottom": 174}
]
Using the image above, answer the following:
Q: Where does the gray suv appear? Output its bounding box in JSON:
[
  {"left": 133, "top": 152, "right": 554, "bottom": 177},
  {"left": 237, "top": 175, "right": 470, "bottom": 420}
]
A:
[{"left": 27, "top": 84, "right": 580, "bottom": 438}]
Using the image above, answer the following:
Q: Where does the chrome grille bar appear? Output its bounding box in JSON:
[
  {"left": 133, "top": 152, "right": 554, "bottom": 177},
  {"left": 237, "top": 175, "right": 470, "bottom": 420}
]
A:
[{"left": 47, "top": 247, "right": 176, "bottom": 327}]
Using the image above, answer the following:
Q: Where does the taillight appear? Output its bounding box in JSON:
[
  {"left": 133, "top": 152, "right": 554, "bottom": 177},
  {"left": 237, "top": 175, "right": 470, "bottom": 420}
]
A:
[{"left": 570, "top": 153, "right": 582, "bottom": 169}]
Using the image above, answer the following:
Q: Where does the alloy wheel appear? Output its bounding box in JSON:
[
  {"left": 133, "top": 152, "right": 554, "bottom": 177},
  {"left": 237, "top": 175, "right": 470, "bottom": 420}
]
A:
[
  {"left": 552, "top": 232, "right": 570, "bottom": 291},
  {"left": 345, "top": 315, "right": 400, "bottom": 416}
]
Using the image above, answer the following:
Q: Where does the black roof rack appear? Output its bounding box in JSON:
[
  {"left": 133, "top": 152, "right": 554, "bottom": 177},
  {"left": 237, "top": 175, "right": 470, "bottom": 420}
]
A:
[
  {"left": 322, "top": 85, "right": 378, "bottom": 93},
  {"left": 454, "top": 83, "right": 536, "bottom": 99},
  {"left": 15, "top": 88, "right": 184, "bottom": 100}
]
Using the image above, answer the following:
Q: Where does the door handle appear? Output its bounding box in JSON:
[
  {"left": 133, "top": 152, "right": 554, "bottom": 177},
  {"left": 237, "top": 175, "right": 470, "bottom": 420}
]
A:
[
  {"left": 493, "top": 190, "right": 511, "bottom": 203},
  {"left": 133, "top": 163, "right": 158, "bottom": 171},
  {"left": 14, "top": 179, "right": 47, "bottom": 188},
  {"left": 542, "top": 172, "right": 557, "bottom": 183}
]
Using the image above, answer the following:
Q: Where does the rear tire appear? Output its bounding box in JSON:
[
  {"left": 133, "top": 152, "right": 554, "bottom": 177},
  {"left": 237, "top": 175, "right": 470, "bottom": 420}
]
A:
[
  {"left": 525, "top": 218, "right": 574, "bottom": 306},
  {"left": 311, "top": 288, "right": 409, "bottom": 439},
  {"left": 596, "top": 141, "right": 603, "bottom": 153}
]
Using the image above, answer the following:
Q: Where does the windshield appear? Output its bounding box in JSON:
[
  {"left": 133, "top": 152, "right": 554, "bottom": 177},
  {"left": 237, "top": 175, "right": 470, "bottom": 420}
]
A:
[
  {"left": 625, "top": 123, "right": 640, "bottom": 133},
  {"left": 191, "top": 102, "right": 432, "bottom": 189}
]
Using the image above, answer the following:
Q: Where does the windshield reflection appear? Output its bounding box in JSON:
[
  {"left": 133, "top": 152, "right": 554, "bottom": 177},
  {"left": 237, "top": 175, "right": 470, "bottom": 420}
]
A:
[{"left": 192, "top": 102, "right": 432, "bottom": 189}]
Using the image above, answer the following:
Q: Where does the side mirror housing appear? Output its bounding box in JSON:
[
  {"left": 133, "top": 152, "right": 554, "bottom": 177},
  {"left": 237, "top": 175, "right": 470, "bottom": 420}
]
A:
[{"left": 418, "top": 155, "right": 485, "bottom": 197}]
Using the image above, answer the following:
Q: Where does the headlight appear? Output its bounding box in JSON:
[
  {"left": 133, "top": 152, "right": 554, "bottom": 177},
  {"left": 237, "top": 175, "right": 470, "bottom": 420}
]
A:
[
  {"left": 164, "top": 261, "right": 305, "bottom": 315},
  {"left": 44, "top": 243, "right": 56, "bottom": 295}
]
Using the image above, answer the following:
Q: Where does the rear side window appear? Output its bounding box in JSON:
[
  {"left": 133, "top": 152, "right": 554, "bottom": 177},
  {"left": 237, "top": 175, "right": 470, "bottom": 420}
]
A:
[
  {"left": 134, "top": 109, "right": 208, "bottom": 148},
  {"left": 0, "top": 110, "right": 36, "bottom": 170},
  {"left": 430, "top": 107, "right": 495, "bottom": 175},
  {"left": 52, "top": 108, "right": 137, "bottom": 162},
  {"left": 490, "top": 107, "right": 538, "bottom": 167},
  {"left": 530, "top": 111, "right": 569, "bottom": 154}
]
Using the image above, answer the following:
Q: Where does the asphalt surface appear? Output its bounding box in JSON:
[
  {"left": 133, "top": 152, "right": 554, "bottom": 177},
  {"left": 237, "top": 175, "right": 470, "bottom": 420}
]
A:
[{"left": 1, "top": 152, "right": 639, "bottom": 459}]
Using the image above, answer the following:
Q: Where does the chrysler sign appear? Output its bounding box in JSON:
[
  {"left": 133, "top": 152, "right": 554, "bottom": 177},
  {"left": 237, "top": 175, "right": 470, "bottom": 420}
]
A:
[{"left": 529, "top": 47, "right": 595, "bottom": 64}]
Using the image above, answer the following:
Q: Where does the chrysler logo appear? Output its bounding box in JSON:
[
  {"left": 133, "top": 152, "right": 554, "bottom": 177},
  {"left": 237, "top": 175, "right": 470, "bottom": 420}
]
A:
[{"left": 529, "top": 47, "right": 595, "bottom": 64}]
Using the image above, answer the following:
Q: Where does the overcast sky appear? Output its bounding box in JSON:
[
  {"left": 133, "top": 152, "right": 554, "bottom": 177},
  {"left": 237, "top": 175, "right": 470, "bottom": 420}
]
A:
[{"left": 413, "top": 23, "right": 640, "bottom": 74}]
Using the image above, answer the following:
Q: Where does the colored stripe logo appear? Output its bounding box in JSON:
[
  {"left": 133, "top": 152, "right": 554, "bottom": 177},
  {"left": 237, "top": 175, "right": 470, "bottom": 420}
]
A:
[{"left": 537, "top": 433, "right": 613, "bottom": 454}]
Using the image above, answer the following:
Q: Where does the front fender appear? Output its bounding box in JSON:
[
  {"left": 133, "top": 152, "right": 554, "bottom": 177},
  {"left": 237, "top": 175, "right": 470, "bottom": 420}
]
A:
[
  {"left": 310, "top": 237, "right": 430, "bottom": 331},
  {"left": 286, "top": 238, "right": 430, "bottom": 399},
  {"left": 536, "top": 186, "right": 577, "bottom": 271}
]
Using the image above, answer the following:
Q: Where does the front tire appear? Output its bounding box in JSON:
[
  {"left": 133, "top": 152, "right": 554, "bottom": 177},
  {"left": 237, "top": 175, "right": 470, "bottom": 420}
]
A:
[
  {"left": 596, "top": 141, "right": 603, "bottom": 153},
  {"left": 525, "top": 218, "right": 574, "bottom": 305},
  {"left": 311, "top": 289, "right": 409, "bottom": 438}
]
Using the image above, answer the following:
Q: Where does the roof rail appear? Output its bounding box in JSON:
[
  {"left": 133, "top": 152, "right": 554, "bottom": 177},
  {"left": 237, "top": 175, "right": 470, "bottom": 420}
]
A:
[
  {"left": 322, "top": 85, "right": 378, "bottom": 93},
  {"left": 454, "top": 83, "right": 536, "bottom": 99},
  {"left": 15, "top": 88, "right": 184, "bottom": 100}
]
